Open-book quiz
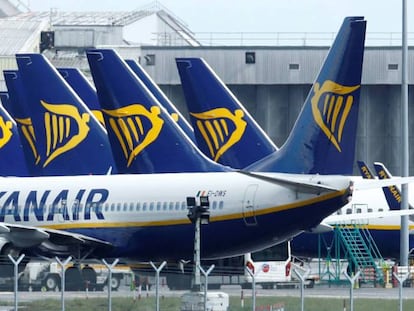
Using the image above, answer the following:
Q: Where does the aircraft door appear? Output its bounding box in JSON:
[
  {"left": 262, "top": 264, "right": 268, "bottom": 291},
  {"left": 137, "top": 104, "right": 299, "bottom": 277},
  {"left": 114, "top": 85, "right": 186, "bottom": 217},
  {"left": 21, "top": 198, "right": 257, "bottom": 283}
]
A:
[{"left": 242, "top": 184, "right": 258, "bottom": 226}]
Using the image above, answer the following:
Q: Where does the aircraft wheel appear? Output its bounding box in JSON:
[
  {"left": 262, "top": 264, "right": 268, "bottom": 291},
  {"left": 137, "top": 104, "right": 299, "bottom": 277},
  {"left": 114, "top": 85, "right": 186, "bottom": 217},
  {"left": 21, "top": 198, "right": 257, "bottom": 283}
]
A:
[
  {"left": 109, "top": 276, "right": 121, "bottom": 291},
  {"left": 82, "top": 266, "right": 97, "bottom": 290},
  {"left": 65, "top": 267, "right": 82, "bottom": 291},
  {"left": 44, "top": 275, "right": 60, "bottom": 291}
]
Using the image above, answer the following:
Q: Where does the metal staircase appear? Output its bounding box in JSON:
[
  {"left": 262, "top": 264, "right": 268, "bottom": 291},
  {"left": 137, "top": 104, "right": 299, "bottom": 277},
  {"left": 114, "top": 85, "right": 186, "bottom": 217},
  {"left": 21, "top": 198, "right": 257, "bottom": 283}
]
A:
[{"left": 336, "top": 224, "right": 384, "bottom": 285}]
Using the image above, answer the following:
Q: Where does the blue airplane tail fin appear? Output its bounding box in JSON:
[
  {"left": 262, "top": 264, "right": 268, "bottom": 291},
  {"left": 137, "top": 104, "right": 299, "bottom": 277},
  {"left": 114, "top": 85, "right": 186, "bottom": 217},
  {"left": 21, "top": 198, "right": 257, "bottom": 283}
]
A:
[
  {"left": 14, "top": 54, "right": 116, "bottom": 175},
  {"left": 176, "top": 57, "right": 278, "bottom": 169},
  {"left": 373, "top": 162, "right": 408, "bottom": 211},
  {"left": 86, "top": 49, "right": 227, "bottom": 173},
  {"left": 247, "top": 17, "right": 366, "bottom": 174},
  {"left": 57, "top": 67, "right": 105, "bottom": 126},
  {"left": 0, "top": 91, "right": 29, "bottom": 176},
  {"left": 125, "top": 59, "right": 195, "bottom": 143},
  {"left": 357, "top": 160, "right": 376, "bottom": 179},
  {"left": 4, "top": 70, "right": 42, "bottom": 175}
]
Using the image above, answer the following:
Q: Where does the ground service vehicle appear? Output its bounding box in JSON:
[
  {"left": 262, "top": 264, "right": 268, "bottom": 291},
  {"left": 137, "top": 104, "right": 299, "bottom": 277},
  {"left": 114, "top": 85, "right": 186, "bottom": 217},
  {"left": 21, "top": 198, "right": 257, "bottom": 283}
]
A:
[{"left": 18, "top": 260, "right": 131, "bottom": 291}]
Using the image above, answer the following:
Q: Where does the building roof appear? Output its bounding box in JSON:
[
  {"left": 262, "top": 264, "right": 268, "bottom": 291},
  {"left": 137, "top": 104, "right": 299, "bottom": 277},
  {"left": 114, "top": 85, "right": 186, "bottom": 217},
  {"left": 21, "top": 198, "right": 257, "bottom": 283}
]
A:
[
  {"left": 7, "top": 10, "right": 154, "bottom": 26},
  {"left": 0, "top": 18, "right": 47, "bottom": 55},
  {"left": 0, "top": 2, "right": 200, "bottom": 48}
]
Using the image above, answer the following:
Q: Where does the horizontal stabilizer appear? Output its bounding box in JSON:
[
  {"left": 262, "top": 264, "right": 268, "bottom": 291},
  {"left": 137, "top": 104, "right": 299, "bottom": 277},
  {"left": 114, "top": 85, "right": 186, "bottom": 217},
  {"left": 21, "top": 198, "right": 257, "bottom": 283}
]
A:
[
  {"left": 238, "top": 171, "right": 344, "bottom": 194},
  {"left": 307, "top": 223, "right": 333, "bottom": 233}
]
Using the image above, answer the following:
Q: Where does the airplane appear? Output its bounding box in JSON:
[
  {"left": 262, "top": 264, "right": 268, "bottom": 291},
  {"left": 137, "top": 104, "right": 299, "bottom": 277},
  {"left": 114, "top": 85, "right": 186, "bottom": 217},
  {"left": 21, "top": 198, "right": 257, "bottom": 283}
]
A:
[
  {"left": 174, "top": 29, "right": 414, "bottom": 259},
  {"left": 176, "top": 57, "right": 278, "bottom": 168},
  {"left": 0, "top": 16, "right": 365, "bottom": 264},
  {"left": 4, "top": 55, "right": 117, "bottom": 176},
  {"left": 288, "top": 162, "right": 414, "bottom": 260}
]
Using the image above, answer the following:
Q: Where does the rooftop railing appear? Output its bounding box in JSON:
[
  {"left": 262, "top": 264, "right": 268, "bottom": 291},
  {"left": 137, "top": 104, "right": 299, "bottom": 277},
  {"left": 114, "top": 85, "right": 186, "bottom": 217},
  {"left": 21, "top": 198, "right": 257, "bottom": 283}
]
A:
[{"left": 153, "top": 31, "right": 414, "bottom": 47}]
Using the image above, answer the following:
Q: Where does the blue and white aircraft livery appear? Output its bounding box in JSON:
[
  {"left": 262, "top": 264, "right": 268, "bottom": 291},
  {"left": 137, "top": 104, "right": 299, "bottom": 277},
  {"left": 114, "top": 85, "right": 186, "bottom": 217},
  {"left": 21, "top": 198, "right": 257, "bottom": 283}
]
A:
[{"left": 0, "top": 17, "right": 364, "bottom": 263}]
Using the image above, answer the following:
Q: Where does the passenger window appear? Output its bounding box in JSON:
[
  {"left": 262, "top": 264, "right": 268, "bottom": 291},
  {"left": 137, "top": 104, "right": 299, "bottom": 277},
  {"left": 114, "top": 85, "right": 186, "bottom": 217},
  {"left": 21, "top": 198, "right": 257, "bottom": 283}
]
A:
[
  {"left": 150, "top": 202, "right": 154, "bottom": 211},
  {"left": 143, "top": 203, "right": 147, "bottom": 211},
  {"left": 219, "top": 201, "right": 224, "bottom": 209},
  {"left": 157, "top": 202, "right": 161, "bottom": 211},
  {"left": 163, "top": 202, "right": 167, "bottom": 211}
]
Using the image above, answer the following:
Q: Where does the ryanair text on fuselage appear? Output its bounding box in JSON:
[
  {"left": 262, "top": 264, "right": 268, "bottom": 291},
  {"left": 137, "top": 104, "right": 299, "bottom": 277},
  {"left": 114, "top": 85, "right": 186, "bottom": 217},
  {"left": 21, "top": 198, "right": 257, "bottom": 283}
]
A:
[{"left": 0, "top": 188, "right": 108, "bottom": 222}]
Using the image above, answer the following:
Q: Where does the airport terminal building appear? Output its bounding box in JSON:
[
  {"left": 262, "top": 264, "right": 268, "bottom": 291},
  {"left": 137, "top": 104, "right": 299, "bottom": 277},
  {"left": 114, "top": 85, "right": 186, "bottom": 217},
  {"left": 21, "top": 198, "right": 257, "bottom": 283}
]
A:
[{"left": 0, "top": 0, "right": 413, "bottom": 175}]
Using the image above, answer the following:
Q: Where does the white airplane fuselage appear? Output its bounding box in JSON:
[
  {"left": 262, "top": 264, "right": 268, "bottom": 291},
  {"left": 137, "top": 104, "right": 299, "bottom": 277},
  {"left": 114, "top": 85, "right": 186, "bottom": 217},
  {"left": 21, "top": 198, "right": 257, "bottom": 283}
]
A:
[{"left": 0, "top": 172, "right": 351, "bottom": 261}]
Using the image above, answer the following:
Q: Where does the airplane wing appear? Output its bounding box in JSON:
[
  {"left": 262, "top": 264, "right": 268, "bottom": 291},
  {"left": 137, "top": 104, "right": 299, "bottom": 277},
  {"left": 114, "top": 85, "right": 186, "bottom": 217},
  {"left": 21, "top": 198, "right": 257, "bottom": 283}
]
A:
[
  {"left": 0, "top": 222, "right": 112, "bottom": 257},
  {"left": 238, "top": 171, "right": 343, "bottom": 194}
]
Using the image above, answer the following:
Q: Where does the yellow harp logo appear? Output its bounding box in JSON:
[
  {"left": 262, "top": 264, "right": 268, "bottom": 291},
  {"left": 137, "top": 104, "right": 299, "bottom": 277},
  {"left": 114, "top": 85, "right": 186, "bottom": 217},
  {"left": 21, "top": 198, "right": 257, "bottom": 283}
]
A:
[
  {"left": 42, "top": 100, "right": 90, "bottom": 167},
  {"left": 14, "top": 117, "right": 40, "bottom": 164},
  {"left": 190, "top": 108, "right": 247, "bottom": 162},
  {"left": 103, "top": 104, "right": 164, "bottom": 167},
  {"left": 0, "top": 116, "right": 13, "bottom": 149},
  {"left": 311, "top": 80, "right": 360, "bottom": 152}
]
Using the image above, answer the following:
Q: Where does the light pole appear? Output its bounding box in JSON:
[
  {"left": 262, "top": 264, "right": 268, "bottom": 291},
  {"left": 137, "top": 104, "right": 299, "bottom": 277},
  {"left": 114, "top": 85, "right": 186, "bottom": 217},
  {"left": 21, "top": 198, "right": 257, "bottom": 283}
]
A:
[{"left": 187, "top": 196, "right": 210, "bottom": 291}]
